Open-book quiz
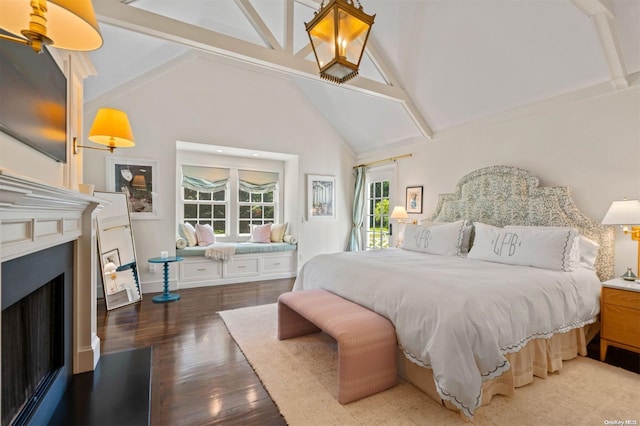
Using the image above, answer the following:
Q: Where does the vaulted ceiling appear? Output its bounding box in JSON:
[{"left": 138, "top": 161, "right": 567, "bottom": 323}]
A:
[{"left": 85, "top": 0, "right": 640, "bottom": 155}]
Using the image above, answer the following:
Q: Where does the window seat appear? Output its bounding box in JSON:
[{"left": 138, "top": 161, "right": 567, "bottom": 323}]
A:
[
  {"left": 176, "top": 241, "right": 297, "bottom": 289},
  {"left": 177, "top": 242, "right": 296, "bottom": 257}
]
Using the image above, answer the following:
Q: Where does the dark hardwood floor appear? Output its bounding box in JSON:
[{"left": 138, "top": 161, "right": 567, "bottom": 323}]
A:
[
  {"left": 97, "top": 279, "right": 294, "bottom": 426},
  {"left": 96, "top": 278, "right": 639, "bottom": 426}
]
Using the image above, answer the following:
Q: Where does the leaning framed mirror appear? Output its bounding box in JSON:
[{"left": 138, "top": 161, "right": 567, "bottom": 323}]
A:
[{"left": 95, "top": 191, "right": 142, "bottom": 310}]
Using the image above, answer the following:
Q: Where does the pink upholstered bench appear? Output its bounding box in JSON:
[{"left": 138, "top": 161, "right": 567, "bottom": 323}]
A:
[{"left": 277, "top": 289, "right": 397, "bottom": 404}]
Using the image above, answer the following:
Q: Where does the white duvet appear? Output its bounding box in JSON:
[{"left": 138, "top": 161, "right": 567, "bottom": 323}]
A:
[{"left": 293, "top": 248, "right": 601, "bottom": 418}]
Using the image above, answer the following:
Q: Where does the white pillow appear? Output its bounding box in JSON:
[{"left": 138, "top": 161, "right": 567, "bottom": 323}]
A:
[
  {"left": 579, "top": 236, "right": 600, "bottom": 269},
  {"left": 424, "top": 221, "right": 473, "bottom": 253},
  {"left": 249, "top": 223, "right": 272, "bottom": 243},
  {"left": 402, "top": 220, "right": 467, "bottom": 256},
  {"left": 270, "top": 222, "right": 288, "bottom": 243},
  {"left": 195, "top": 223, "right": 216, "bottom": 246},
  {"left": 469, "top": 223, "right": 579, "bottom": 271},
  {"left": 505, "top": 225, "right": 581, "bottom": 267},
  {"left": 176, "top": 237, "right": 187, "bottom": 249},
  {"left": 178, "top": 223, "right": 197, "bottom": 247}
]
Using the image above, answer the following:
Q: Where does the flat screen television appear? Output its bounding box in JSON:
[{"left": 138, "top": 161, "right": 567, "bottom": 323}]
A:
[{"left": 0, "top": 30, "right": 67, "bottom": 163}]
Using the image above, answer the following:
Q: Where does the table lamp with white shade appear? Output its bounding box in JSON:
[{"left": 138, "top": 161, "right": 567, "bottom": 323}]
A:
[
  {"left": 601, "top": 199, "right": 640, "bottom": 280},
  {"left": 390, "top": 206, "right": 412, "bottom": 247},
  {"left": 103, "top": 261, "right": 118, "bottom": 294}
]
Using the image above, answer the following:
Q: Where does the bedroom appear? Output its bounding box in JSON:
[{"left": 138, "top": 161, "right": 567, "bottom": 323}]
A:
[{"left": 0, "top": 0, "right": 638, "bottom": 424}]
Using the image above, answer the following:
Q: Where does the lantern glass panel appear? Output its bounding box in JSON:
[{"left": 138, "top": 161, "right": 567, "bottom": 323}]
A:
[
  {"left": 309, "top": 11, "right": 336, "bottom": 68},
  {"left": 337, "top": 8, "right": 370, "bottom": 64}
]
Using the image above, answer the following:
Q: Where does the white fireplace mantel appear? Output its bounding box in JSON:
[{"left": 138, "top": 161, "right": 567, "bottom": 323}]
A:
[{"left": 0, "top": 168, "right": 103, "bottom": 388}]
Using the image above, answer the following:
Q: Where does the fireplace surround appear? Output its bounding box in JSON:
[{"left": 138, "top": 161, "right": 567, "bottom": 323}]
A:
[{"left": 0, "top": 169, "right": 101, "bottom": 425}]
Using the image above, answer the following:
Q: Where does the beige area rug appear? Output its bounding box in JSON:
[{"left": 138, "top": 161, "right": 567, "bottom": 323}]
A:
[{"left": 219, "top": 303, "right": 639, "bottom": 425}]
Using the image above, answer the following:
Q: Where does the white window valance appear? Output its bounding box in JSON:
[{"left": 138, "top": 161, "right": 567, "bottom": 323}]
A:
[
  {"left": 182, "top": 166, "right": 230, "bottom": 193},
  {"left": 238, "top": 170, "right": 278, "bottom": 194}
]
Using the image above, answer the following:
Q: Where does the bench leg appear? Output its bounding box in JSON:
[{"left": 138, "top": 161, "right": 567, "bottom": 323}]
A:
[
  {"left": 277, "top": 301, "right": 322, "bottom": 340},
  {"left": 337, "top": 332, "right": 398, "bottom": 404}
]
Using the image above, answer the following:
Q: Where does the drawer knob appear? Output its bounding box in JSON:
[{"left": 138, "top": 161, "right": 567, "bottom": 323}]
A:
[
  {"left": 273, "top": 262, "right": 281, "bottom": 265},
  {"left": 238, "top": 265, "right": 246, "bottom": 269},
  {"left": 197, "top": 268, "right": 206, "bottom": 272}
]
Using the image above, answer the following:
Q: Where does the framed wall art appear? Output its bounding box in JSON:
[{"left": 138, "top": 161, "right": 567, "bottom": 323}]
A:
[
  {"left": 101, "top": 248, "right": 121, "bottom": 268},
  {"left": 406, "top": 185, "right": 423, "bottom": 214},
  {"left": 106, "top": 157, "right": 159, "bottom": 219},
  {"left": 307, "top": 174, "right": 336, "bottom": 220}
]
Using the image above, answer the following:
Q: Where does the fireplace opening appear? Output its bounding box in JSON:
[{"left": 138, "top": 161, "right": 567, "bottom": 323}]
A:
[
  {"left": 1, "top": 242, "right": 74, "bottom": 426},
  {"left": 2, "top": 274, "right": 64, "bottom": 426}
]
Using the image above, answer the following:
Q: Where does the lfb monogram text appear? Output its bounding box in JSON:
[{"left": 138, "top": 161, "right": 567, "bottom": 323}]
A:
[
  {"left": 413, "top": 229, "right": 432, "bottom": 248},
  {"left": 493, "top": 232, "right": 521, "bottom": 256}
]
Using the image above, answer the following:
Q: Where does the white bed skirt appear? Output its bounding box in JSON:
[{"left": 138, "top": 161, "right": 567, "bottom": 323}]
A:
[{"left": 398, "top": 323, "right": 598, "bottom": 416}]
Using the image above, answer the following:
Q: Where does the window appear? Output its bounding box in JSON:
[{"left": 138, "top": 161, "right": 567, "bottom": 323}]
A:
[
  {"left": 365, "top": 167, "right": 395, "bottom": 250},
  {"left": 183, "top": 187, "right": 227, "bottom": 234},
  {"left": 180, "top": 166, "right": 279, "bottom": 239}
]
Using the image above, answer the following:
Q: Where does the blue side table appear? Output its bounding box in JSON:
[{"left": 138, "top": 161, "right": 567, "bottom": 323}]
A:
[{"left": 148, "top": 256, "right": 183, "bottom": 303}]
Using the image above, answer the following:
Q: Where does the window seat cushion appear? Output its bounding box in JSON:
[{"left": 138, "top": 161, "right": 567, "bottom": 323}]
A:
[{"left": 177, "top": 242, "right": 296, "bottom": 257}]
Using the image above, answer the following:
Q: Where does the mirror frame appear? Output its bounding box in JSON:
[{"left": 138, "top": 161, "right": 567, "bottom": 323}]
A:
[{"left": 95, "top": 191, "right": 142, "bottom": 310}]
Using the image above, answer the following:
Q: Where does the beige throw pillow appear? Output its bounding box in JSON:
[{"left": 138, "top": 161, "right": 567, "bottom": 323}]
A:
[
  {"left": 270, "top": 222, "right": 288, "bottom": 242},
  {"left": 179, "top": 223, "right": 197, "bottom": 247}
]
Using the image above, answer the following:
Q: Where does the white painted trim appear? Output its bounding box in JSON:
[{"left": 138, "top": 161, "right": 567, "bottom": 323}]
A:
[
  {"left": 75, "top": 336, "right": 101, "bottom": 374},
  {"left": 0, "top": 169, "right": 103, "bottom": 384}
]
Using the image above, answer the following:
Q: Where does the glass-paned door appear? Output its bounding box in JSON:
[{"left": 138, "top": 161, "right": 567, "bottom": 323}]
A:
[{"left": 365, "top": 166, "right": 395, "bottom": 249}]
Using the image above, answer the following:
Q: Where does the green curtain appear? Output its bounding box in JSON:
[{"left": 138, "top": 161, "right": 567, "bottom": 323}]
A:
[{"left": 346, "top": 165, "right": 366, "bottom": 251}]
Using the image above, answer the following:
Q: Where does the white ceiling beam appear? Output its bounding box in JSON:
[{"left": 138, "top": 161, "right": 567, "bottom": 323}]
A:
[
  {"left": 295, "top": 43, "right": 313, "bottom": 59},
  {"left": 363, "top": 38, "right": 397, "bottom": 87},
  {"left": 570, "top": 0, "right": 628, "bottom": 89},
  {"left": 570, "top": 0, "right": 614, "bottom": 19},
  {"left": 94, "top": 0, "right": 410, "bottom": 102},
  {"left": 233, "top": 0, "right": 282, "bottom": 51},
  {"left": 284, "top": 0, "right": 294, "bottom": 54},
  {"left": 364, "top": 38, "right": 433, "bottom": 139}
]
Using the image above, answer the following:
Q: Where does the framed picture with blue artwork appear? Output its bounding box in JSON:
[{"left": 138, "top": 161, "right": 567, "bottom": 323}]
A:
[
  {"left": 406, "top": 186, "right": 423, "bottom": 214},
  {"left": 307, "top": 174, "right": 336, "bottom": 220}
]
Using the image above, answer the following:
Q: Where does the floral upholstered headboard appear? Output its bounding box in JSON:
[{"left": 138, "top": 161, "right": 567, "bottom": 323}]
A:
[{"left": 427, "top": 165, "right": 614, "bottom": 281}]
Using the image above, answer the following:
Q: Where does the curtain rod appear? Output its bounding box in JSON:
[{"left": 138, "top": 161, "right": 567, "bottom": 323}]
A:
[{"left": 353, "top": 153, "right": 412, "bottom": 169}]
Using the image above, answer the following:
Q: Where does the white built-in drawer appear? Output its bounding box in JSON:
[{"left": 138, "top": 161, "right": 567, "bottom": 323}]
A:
[
  {"left": 180, "top": 259, "right": 222, "bottom": 281},
  {"left": 262, "top": 254, "right": 294, "bottom": 273},
  {"left": 224, "top": 257, "right": 259, "bottom": 277}
]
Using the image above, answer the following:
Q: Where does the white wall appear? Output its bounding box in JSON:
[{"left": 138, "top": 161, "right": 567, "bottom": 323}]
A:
[
  {"left": 83, "top": 54, "right": 355, "bottom": 292},
  {"left": 360, "top": 87, "right": 640, "bottom": 277}
]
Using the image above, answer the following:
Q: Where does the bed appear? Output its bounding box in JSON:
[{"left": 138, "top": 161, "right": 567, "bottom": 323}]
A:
[{"left": 293, "top": 165, "right": 614, "bottom": 418}]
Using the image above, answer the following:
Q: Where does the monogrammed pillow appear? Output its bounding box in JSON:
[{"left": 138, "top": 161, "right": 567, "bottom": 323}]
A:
[
  {"left": 468, "top": 222, "right": 579, "bottom": 271},
  {"left": 402, "top": 220, "right": 466, "bottom": 256},
  {"left": 505, "top": 225, "right": 582, "bottom": 267}
]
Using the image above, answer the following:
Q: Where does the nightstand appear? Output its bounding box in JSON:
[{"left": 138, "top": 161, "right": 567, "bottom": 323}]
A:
[{"left": 600, "top": 278, "right": 640, "bottom": 361}]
